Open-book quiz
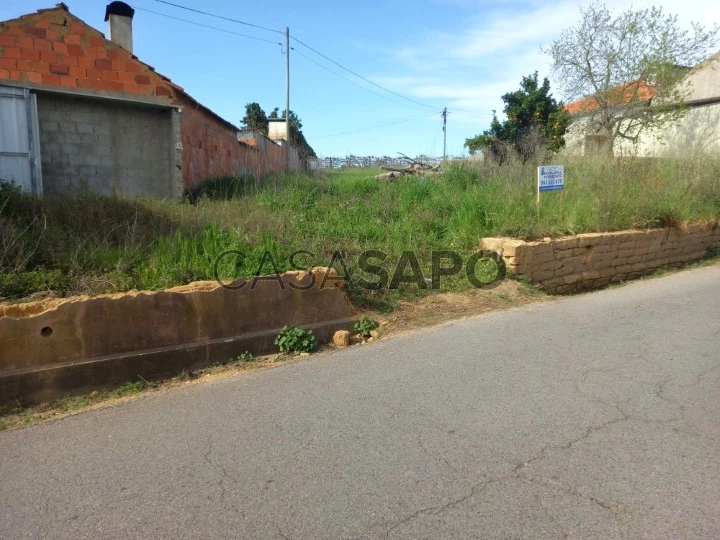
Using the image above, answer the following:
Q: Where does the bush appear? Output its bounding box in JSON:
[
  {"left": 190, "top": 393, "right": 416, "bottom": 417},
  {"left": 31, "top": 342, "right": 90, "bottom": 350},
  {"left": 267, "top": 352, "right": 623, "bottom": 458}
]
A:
[
  {"left": 354, "top": 314, "right": 380, "bottom": 337},
  {"left": 235, "top": 351, "right": 254, "bottom": 362},
  {"left": 0, "top": 269, "right": 68, "bottom": 299},
  {"left": 275, "top": 325, "right": 318, "bottom": 354}
]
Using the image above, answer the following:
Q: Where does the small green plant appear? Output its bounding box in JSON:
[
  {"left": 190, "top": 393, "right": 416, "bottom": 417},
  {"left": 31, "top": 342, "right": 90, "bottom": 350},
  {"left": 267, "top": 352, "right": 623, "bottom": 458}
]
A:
[
  {"left": 236, "top": 351, "right": 254, "bottom": 362},
  {"left": 275, "top": 325, "right": 318, "bottom": 354},
  {"left": 111, "top": 381, "right": 146, "bottom": 398},
  {"left": 354, "top": 314, "right": 380, "bottom": 337}
]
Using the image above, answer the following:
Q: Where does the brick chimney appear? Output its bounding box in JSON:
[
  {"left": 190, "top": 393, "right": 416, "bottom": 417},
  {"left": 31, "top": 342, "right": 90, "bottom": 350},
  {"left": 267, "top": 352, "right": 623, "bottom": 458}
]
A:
[{"left": 105, "top": 1, "right": 135, "bottom": 53}]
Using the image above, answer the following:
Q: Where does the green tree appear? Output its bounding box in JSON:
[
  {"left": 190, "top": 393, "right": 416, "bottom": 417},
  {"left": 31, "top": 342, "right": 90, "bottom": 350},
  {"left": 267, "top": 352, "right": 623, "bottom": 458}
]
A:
[
  {"left": 547, "top": 3, "right": 719, "bottom": 154},
  {"left": 241, "top": 102, "right": 269, "bottom": 135},
  {"left": 464, "top": 72, "right": 570, "bottom": 163}
]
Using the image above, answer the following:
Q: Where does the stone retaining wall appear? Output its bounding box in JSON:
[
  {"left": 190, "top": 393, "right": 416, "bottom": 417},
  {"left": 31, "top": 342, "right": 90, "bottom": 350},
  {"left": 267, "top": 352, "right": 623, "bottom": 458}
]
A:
[{"left": 482, "top": 222, "right": 720, "bottom": 294}]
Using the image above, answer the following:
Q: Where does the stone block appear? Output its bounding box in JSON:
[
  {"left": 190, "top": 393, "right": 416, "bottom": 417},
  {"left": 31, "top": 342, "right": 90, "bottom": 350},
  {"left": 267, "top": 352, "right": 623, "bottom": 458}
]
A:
[
  {"left": 551, "top": 237, "right": 579, "bottom": 250},
  {"left": 333, "top": 330, "right": 351, "bottom": 348},
  {"left": 530, "top": 270, "right": 555, "bottom": 282}
]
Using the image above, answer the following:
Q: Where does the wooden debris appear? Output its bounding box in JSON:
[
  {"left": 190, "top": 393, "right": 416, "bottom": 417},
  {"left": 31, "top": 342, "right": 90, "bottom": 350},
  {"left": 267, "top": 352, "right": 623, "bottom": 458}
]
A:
[{"left": 374, "top": 153, "right": 443, "bottom": 180}]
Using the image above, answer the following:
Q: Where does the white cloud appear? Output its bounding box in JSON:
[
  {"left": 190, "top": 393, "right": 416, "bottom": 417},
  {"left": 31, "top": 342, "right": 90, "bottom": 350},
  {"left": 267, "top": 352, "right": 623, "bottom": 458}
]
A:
[{"left": 373, "top": 0, "right": 720, "bottom": 123}]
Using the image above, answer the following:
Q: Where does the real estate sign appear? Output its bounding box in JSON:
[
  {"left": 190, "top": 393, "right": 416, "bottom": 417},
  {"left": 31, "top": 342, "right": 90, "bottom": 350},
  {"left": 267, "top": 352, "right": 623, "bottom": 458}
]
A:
[{"left": 538, "top": 165, "right": 564, "bottom": 192}]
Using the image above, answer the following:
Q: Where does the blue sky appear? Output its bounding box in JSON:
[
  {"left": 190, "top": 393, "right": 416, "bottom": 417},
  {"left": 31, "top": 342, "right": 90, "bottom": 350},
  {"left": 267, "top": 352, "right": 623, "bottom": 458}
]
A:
[{"left": 3, "top": 0, "right": 720, "bottom": 158}]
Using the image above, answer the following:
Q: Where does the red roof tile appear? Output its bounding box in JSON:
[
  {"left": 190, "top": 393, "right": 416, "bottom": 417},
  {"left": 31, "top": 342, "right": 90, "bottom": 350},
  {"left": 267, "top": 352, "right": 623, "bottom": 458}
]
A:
[{"left": 565, "top": 80, "right": 655, "bottom": 114}]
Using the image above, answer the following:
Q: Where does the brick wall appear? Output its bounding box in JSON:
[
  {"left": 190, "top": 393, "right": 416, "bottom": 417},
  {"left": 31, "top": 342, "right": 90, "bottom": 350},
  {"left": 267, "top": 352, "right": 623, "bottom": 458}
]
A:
[
  {"left": 37, "top": 92, "right": 176, "bottom": 198},
  {"left": 178, "top": 97, "right": 243, "bottom": 191},
  {"left": 0, "top": 5, "right": 174, "bottom": 100},
  {"left": 179, "top": 103, "right": 302, "bottom": 190},
  {"left": 482, "top": 222, "right": 720, "bottom": 293}
]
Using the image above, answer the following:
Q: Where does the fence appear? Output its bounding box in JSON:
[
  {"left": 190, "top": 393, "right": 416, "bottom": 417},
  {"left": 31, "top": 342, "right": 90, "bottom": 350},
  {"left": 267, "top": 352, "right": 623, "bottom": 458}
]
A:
[{"left": 311, "top": 155, "right": 443, "bottom": 169}]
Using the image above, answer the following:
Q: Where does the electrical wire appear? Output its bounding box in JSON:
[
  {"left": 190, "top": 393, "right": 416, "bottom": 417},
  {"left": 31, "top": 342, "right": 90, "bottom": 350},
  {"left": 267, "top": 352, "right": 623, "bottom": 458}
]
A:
[
  {"left": 142, "top": 0, "right": 443, "bottom": 113},
  {"left": 291, "top": 47, "right": 431, "bottom": 110},
  {"left": 134, "top": 7, "right": 283, "bottom": 46},
  {"left": 147, "top": 0, "right": 284, "bottom": 34},
  {"left": 291, "top": 36, "right": 442, "bottom": 111},
  {"left": 134, "top": 1, "right": 454, "bottom": 146}
]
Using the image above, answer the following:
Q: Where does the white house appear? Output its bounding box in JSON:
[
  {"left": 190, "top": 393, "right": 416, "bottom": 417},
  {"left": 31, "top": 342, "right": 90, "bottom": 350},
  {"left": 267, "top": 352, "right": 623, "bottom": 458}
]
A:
[{"left": 564, "top": 51, "right": 720, "bottom": 158}]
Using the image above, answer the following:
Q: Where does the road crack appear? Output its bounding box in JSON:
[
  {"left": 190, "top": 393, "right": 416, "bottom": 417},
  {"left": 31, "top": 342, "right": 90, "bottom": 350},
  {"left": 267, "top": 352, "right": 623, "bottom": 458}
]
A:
[{"left": 385, "top": 475, "right": 509, "bottom": 537}]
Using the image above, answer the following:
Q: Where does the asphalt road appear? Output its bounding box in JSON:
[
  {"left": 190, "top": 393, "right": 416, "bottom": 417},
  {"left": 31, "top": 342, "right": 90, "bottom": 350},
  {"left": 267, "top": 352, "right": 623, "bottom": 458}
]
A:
[{"left": 1, "top": 265, "right": 719, "bottom": 539}]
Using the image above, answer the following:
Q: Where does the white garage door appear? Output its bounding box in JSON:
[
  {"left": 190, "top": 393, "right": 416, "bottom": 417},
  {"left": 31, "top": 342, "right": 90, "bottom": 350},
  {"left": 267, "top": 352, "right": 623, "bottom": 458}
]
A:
[{"left": 0, "top": 85, "right": 42, "bottom": 195}]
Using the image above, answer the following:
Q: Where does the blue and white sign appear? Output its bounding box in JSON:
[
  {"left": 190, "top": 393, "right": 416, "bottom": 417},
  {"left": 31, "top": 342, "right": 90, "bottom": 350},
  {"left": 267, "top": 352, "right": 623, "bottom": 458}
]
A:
[{"left": 538, "top": 165, "right": 564, "bottom": 192}]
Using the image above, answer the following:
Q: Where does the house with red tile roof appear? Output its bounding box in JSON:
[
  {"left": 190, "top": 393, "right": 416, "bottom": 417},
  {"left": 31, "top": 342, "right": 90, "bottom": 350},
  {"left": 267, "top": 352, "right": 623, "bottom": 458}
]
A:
[
  {"left": 564, "top": 80, "right": 656, "bottom": 115},
  {"left": 0, "top": 2, "right": 298, "bottom": 197},
  {"left": 563, "top": 53, "right": 720, "bottom": 157}
]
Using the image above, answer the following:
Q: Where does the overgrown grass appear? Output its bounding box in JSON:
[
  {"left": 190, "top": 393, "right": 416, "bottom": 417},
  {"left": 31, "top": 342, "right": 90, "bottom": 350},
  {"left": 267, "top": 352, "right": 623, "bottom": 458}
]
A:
[{"left": 1, "top": 155, "right": 718, "bottom": 303}]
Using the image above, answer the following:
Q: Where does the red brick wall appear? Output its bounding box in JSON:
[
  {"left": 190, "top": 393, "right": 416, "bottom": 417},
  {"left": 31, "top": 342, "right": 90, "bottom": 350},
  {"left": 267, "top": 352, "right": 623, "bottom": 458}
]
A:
[
  {"left": 236, "top": 138, "right": 294, "bottom": 177},
  {"left": 178, "top": 97, "right": 244, "bottom": 191},
  {"left": 0, "top": 6, "right": 172, "bottom": 99}
]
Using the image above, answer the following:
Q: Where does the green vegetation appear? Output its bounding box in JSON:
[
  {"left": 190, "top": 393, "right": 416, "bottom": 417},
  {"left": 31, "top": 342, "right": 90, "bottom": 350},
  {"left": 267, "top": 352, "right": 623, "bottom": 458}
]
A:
[
  {"left": 275, "top": 325, "right": 318, "bottom": 354},
  {"left": 354, "top": 315, "right": 380, "bottom": 337},
  {"left": 235, "top": 351, "right": 254, "bottom": 362},
  {"left": 1, "top": 156, "right": 719, "bottom": 303},
  {"left": 241, "top": 102, "right": 269, "bottom": 135},
  {"left": 465, "top": 72, "right": 571, "bottom": 162}
]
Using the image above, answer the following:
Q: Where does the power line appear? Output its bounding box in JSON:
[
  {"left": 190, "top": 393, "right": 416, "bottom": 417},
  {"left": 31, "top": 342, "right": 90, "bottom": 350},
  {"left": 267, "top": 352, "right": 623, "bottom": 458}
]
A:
[
  {"left": 291, "top": 35, "right": 442, "bottom": 112},
  {"left": 447, "top": 106, "right": 493, "bottom": 118},
  {"left": 291, "top": 47, "right": 430, "bottom": 110},
  {"left": 134, "top": 7, "right": 283, "bottom": 46},
  {"left": 147, "top": 0, "right": 284, "bottom": 35},
  {"left": 312, "top": 112, "right": 438, "bottom": 139},
  {"left": 142, "top": 0, "right": 443, "bottom": 112}
]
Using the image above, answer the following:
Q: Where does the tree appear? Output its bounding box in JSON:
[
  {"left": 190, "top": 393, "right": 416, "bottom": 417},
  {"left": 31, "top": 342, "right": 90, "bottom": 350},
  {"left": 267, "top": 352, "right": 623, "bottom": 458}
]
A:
[
  {"left": 241, "top": 102, "right": 269, "bottom": 135},
  {"left": 269, "top": 108, "right": 316, "bottom": 159},
  {"left": 464, "top": 72, "right": 570, "bottom": 163},
  {"left": 547, "top": 3, "right": 719, "bottom": 155}
]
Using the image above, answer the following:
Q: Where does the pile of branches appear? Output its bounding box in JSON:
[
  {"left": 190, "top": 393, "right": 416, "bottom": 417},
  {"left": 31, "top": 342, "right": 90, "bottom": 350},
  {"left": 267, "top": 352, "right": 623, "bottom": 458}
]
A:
[{"left": 374, "top": 153, "right": 442, "bottom": 181}]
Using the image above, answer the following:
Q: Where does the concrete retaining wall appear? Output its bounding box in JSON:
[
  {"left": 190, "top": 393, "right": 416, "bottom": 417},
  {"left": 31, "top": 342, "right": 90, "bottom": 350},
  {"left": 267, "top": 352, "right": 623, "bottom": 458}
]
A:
[
  {"left": 482, "top": 222, "right": 720, "bottom": 293},
  {"left": 0, "top": 268, "right": 357, "bottom": 404}
]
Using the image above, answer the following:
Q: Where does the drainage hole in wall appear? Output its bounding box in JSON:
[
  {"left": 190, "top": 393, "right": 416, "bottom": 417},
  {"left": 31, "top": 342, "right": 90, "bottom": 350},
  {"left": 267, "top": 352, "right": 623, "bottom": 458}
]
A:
[{"left": 41, "top": 326, "right": 53, "bottom": 337}]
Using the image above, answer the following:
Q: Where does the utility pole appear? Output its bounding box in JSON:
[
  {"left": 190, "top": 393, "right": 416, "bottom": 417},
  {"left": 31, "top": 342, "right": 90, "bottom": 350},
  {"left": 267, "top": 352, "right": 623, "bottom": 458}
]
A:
[
  {"left": 442, "top": 107, "right": 448, "bottom": 161},
  {"left": 285, "top": 26, "right": 290, "bottom": 171}
]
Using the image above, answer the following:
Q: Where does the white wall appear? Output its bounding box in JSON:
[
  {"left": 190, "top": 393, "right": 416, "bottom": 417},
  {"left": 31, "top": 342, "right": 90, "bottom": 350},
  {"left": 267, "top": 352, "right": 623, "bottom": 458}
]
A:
[{"left": 564, "top": 51, "right": 720, "bottom": 158}]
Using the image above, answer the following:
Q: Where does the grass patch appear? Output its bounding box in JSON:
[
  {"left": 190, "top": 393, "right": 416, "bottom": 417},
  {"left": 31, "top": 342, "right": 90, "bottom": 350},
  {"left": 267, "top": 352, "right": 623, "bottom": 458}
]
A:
[{"left": 1, "top": 155, "right": 718, "bottom": 302}]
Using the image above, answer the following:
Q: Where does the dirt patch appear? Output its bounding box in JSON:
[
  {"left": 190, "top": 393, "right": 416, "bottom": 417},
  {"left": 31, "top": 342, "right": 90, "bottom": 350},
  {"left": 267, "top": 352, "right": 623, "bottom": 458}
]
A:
[{"left": 372, "top": 280, "right": 549, "bottom": 336}]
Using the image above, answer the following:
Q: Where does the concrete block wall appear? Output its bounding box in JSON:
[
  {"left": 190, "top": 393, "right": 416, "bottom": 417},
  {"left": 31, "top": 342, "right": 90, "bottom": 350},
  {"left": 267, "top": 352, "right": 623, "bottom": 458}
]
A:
[
  {"left": 37, "top": 92, "right": 176, "bottom": 198},
  {"left": 483, "top": 222, "right": 720, "bottom": 293}
]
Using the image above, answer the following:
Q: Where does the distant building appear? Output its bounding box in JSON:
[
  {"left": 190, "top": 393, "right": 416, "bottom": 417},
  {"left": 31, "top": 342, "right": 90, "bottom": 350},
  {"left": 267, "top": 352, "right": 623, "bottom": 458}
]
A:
[{"left": 564, "top": 51, "right": 720, "bottom": 157}]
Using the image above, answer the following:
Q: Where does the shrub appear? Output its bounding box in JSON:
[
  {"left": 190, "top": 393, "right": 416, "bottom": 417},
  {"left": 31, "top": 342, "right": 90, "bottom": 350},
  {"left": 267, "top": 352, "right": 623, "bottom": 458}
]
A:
[
  {"left": 275, "top": 325, "right": 318, "bottom": 354},
  {"left": 354, "top": 314, "right": 380, "bottom": 337},
  {"left": 0, "top": 268, "right": 68, "bottom": 299},
  {"left": 235, "top": 351, "right": 254, "bottom": 362}
]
